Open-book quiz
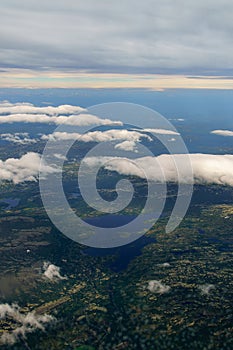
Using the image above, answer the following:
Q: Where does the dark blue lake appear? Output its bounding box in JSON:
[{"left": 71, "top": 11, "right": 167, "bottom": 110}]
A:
[
  {"left": 84, "top": 214, "right": 137, "bottom": 228},
  {"left": 0, "top": 198, "right": 20, "bottom": 210},
  {"left": 84, "top": 214, "right": 156, "bottom": 272}
]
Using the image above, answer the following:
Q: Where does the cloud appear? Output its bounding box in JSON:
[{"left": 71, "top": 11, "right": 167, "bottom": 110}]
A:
[
  {"left": 41, "top": 129, "right": 151, "bottom": 143},
  {"left": 134, "top": 128, "right": 180, "bottom": 135},
  {"left": 0, "top": 1, "right": 233, "bottom": 75},
  {"left": 43, "top": 262, "right": 67, "bottom": 281},
  {"left": 147, "top": 280, "right": 170, "bottom": 294},
  {"left": 0, "top": 101, "right": 86, "bottom": 115},
  {"left": 0, "top": 113, "right": 121, "bottom": 127},
  {"left": 0, "top": 152, "right": 58, "bottom": 184},
  {"left": 159, "top": 262, "right": 171, "bottom": 267},
  {"left": 0, "top": 132, "right": 37, "bottom": 144},
  {"left": 84, "top": 153, "right": 233, "bottom": 186},
  {"left": 211, "top": 129, "right": 233, "bottom": 136},
  {"left": 169, "top": 118, "right": 185, "bottom": 122},
  {"left": 0, "top": 303, "right": 54, "bottom": 345},
  {"left": 0, "top": 102, "right": 122, "bottom": 127},
  {"left": 53, "top": 153, "right": 67, "bottom": 160},
  {"left": 2, "top": 72, "right": 233, "bottom": 89},
  {"left": 168, "top": 138, "right": 176, "bottom": 142},
  {"left": 41, "top": 127, "right": 180, "bottom": 155},
  {"left": 115, "top": 140, "right": 138, "bottom": 152},
  {"left": 198, "top": 284, "right": 215, "bottom": 295}
]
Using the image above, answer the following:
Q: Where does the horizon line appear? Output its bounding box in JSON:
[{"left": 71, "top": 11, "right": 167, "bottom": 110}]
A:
[{"left": 1, "top": 70, "right": 233, "bottom": 90}]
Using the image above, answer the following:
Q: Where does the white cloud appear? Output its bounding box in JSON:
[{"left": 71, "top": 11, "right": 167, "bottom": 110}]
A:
[
  {"left": 83, "top": 153, "right": 233, "bottom": 187},
  {"left": 0, "top": 132, "right": 37, "bottom": 144},
  {"left": 0, "top": 303, "right": 54, "bottom": 346},
  {"left": 211, "top": 129, "right": 233, "bottom": 137},
  {"left": 0, "top": 152, "right": 58, "bottom": 184},
  {"left": 135, "top": 128, "right": 180, "bottom": 135},
  {"left": 43, "top": 262, "right": 67, "bottom": 281},
  {"left": 41, "top": 129, "right": 151, "bottom": 143},
  {"left": 0, "top": 102, "right": 122, "bottom": 127},
  {"left": 115, "top": 140, "right": 138, "bottom": 152},
  {"left": 159, "top": 262, "right": 171, "bottom": 267},
  {"left": 0, "top": 101, "right": 86, "bottom": 115},
  {"left": 0, "top": 113, "right": 121, "bottom": 126},
  {"left": 168, "top": 138, "right": 177, "bottom": 142},
  {"left": 147, "top": 280, "right": 170, "bottom": 294},
  {"left": 198, "top": 284, "right": 215, "bottom": 295},
  {"left": 169, "top": 118, "right": 185, "bottom": 122},
  {"left": 53, "top": 153, "right": 67, "bottom": 160}
]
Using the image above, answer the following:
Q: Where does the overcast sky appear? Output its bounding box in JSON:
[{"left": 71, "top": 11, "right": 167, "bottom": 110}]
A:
[{"left": 1, "top": 0, "right": 233, "bottom": 85}]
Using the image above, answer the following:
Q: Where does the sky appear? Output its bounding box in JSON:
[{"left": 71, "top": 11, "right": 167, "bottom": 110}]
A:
[{"left": 1, "top": 0, "right": 233, "bottom": 88}]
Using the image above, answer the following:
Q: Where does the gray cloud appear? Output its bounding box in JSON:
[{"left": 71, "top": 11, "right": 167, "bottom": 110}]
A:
[{"left": 1, "top": 0, "right": 233, "bottom": 74}]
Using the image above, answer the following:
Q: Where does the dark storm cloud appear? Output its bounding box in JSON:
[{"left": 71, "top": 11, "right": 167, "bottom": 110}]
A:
[{"left": 1, "top": 0, "right": 233, "bottom": 74}]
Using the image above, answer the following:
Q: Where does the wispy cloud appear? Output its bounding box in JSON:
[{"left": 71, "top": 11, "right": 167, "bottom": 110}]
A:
[
  {"left": 132, "top": 128, "right": 180, "bottom": 135},
  {"left": 0, "top": 303, "right": 54, "bottom": 345},
  {"left": 0, "top": 132, "right": 37, "bottom": 144},
  {"left": 198, "top": 284, "right": 215, "bottom": 295}
]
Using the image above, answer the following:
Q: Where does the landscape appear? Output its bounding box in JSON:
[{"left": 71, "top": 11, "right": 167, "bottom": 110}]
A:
[{"left": 0, "top": 1, "right": 233, "bottom": 349}]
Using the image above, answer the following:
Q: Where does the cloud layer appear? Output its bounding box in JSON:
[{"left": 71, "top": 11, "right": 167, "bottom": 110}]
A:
[
  {"left": 41, "top": 128, "right": 178, "bottom": 154},
  {"left": 84, "top": 153, "right": 233, "bottom": 187},
  {"left": 3, "top": 151, "right": 232, "bottom": 186},
  {"left": 0, "top": 102, "right": 121, "bottom": 126},
  {"left": 1, "top": 0, "right": 233, "bottom": 75}
]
